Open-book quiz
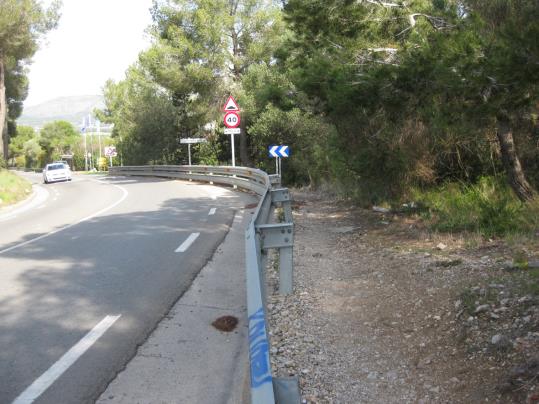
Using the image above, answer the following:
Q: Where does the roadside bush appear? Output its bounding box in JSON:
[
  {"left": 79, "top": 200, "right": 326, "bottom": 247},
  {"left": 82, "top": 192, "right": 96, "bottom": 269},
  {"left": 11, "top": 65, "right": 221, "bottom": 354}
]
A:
[
  {"left": 414, "top": 177, "right": 539, "bottom": 237},
  {"left": 14, "top": 156, "right": 26, "bottom": 168},
  {"left": 248, "top": 106, "right": 333, "bottom": 187},
  {"left": 196, "top": 134, "right": 221, "bottom": 166}
]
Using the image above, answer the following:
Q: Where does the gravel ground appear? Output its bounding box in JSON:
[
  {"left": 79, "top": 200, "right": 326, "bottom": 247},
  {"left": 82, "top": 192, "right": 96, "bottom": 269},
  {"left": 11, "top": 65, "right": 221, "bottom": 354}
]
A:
[{"left": 265, "top": 190, "right": 539, "bottom": 404}]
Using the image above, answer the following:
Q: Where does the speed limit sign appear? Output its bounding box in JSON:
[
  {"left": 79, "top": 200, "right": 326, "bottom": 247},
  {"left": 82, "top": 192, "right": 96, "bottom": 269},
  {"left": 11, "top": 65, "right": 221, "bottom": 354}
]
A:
[{"left": 224, "top": 111, "right": 241, "bottom": 128}]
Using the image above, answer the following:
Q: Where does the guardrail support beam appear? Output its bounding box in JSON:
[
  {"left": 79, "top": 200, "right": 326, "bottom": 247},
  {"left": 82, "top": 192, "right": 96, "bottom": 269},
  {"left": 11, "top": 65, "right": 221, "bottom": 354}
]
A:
[
  {"left": 256, "top": 223, "right": 293, "bottom": 249},
  {"left": 270, "top": 188, "right": 289, "bottom": 203}
]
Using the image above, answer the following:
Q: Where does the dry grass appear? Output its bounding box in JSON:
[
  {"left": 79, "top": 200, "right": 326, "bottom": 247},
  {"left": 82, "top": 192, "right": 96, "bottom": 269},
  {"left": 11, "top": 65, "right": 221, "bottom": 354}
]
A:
[{"left": 0, "top": 170, "right": 31, "bottom": 206}]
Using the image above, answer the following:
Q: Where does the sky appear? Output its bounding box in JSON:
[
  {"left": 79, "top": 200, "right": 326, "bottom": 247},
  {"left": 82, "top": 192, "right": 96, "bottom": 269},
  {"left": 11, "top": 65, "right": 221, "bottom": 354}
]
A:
[{"left": 24, "top": 0, "right": 154, "bottom": 106}]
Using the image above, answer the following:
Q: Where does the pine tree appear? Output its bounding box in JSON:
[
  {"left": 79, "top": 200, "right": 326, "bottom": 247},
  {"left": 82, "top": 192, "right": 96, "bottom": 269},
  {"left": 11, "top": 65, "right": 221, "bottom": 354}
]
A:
[{"left": 0, "top": 0, "right": 60, "bottom": 159}]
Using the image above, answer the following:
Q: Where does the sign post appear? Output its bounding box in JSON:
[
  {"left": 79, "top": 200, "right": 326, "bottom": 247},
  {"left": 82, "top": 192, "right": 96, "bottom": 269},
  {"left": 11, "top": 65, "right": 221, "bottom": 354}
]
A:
[
  {"left": 180, "top": 138, "right": 207, "bottom": 166},
  {"left": 81, "top": 119, "right": 88, "bottom": 171},
  {"left": 96, "top": 119, "right": 102, "bottom": 159},
  {"left": 223, "top": 96, "right": 241, "bottom": 167},
  {"left": 268, "top": 145, "right": 290, "bottom": 176},
  {"left": 104, "top": 146, "right": 118, "bottom": 167}
]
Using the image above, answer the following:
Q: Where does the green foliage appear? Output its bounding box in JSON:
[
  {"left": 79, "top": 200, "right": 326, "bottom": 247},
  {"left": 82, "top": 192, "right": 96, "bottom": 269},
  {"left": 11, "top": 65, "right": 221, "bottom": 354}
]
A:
[
  {"left": 5, "top": 59, "right": 29, "bottom": 139},
  {"left": 92, "top": 0, "right": 538, "bottom": 240},
  {"left": 281, "top": 0, "right": 538, "bottom": 202},
  {"left": 414, "top": 177, "right": 538, "bottom": 237},
  {"left": 100, "top": 0, "right": 287, "bottom": 167},
  {"left": 248, "top": 105, "right": 333, "bottom": 185},
  {"left": 195, "top": 134, "right": 221, "bottom": 166},
  {"left": 9, "top": 125, "right": 34, "bottom": 161},
  {"left": 23, "top": 137, "right": 44, "bottom": 168},
  {"left": 100, "top": 71, "right": 184, "bottom": 165},
  {"left": 0, "top": 0, "right": 61, "bottom": 155},
  {"left": 39, "top": 120, "right": 78, "bottom": 163}
]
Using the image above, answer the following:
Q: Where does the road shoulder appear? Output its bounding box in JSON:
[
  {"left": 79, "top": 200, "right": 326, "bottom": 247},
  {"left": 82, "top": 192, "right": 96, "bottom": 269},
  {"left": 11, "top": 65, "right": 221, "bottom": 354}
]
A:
[{"left": 97, "top": 208, "right": 252, "bottom": 404}]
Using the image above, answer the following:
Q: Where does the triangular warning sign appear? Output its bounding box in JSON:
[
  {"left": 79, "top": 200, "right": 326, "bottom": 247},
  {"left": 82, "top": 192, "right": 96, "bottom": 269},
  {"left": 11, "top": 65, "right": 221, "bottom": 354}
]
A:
[{"left": 223, "top": 96, "right": 240, "bottom": 112}]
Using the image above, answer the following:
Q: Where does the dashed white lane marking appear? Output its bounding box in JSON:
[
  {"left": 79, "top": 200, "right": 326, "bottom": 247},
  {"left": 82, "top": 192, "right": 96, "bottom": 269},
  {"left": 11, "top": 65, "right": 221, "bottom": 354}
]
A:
[
  {"left": 175, "top": 232, "right": 200, "bottom": 253},
  {"left": 0, "top": 182, "right": 128, "bottom": 255},
  {"left": 208, "top": 208, "right": 216, "bottom": 216},
  {"left": 12, "top": 315, "right": 121, "bottom": 404}
]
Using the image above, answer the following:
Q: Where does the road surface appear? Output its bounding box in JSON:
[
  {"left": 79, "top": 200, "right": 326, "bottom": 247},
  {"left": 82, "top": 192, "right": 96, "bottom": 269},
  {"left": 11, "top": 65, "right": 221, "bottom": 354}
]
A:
[{"left": 0, "top": 172, "right": 246, "bottom": 404}]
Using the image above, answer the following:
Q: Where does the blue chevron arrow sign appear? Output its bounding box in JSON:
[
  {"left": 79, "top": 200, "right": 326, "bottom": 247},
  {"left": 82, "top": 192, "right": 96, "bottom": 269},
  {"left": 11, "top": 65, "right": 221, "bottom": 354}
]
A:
[{"left": 268, "top": 145, "right": 290, "bottom": 158}]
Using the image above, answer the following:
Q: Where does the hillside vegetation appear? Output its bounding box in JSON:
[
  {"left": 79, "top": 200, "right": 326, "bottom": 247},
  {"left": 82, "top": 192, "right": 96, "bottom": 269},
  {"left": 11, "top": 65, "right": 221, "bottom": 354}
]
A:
[
  {"left": 0, "top": 170, "right": 31, "bottom": 207},
  {"left": 6, "top": 0, "right": 539, "bottom": 238}
]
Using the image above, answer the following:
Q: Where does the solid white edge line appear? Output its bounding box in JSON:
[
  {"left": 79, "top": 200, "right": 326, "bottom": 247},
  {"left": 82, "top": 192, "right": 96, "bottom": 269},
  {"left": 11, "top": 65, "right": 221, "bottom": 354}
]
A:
[
  {"left": 12, "top": 315, "right": 121, "bottom": 404},
  {"left": 208, "top": 208, "right": 216, "bottom": 216},
  {"left": 175, "top": 232, "right": 200, "bottom": 253},
  {"left": 0, "top": 181, "right": 128, "bottom": 255}
]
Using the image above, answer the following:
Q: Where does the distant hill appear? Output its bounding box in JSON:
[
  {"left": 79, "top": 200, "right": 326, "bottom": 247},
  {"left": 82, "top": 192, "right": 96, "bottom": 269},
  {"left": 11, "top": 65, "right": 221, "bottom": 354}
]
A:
[{"left": 18, "top": 95, "right": 105, "bottom": 129}]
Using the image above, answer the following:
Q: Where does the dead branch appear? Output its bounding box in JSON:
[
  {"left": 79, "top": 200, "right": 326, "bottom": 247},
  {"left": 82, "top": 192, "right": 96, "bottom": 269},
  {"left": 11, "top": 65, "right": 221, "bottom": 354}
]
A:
[{"left": 362, "top": 0, "right": 404, "bottom": 8}]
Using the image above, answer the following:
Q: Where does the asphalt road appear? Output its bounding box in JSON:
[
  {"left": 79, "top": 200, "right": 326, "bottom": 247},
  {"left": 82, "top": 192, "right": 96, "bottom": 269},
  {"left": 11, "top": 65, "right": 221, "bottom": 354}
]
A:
[{"left": 0, "top": 172, "right": 246, "bottom": 404}]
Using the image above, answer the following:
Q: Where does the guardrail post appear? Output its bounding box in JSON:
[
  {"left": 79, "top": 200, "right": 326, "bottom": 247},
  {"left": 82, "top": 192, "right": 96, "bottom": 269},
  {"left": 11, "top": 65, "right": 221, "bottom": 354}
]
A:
[
  {"left": 271, "top": 188, "right": 292, "bottom": 223},
  {"left": 269, "top": 174, "right": 281, "bottom": 186},
  {"left": 278, "top": 246, "right": 293, "bottom": 295},
  {"left": 256, "top": 223, "right": 294, "bottom": 295}
]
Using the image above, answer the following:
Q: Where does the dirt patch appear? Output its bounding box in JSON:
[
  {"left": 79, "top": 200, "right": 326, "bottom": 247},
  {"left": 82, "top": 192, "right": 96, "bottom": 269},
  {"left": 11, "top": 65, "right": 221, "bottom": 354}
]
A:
[
  {"left": 211, "top": 315, "right": 239, "bottom": 332},
  {"left": 266, "top": 190, "right": 539, "bottom": 403}
]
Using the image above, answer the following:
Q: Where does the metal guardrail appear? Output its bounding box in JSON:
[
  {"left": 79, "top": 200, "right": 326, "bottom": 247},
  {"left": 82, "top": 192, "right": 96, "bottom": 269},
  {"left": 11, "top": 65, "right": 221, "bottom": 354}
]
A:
[{"left": 109, "top": 165, "right": 299, "bottom": 404}]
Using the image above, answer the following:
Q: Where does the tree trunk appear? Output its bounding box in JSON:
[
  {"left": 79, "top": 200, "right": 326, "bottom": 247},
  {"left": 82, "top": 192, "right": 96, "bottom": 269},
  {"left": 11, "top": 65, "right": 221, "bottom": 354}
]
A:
[
  {"left": 496, "top": 119, "right": 536, "bottom": 202},
  {"left": 0, "top": 55, "right": 7, "bottom": 160},
  {"left": 239, "top": 118, "right": 252, "bottom": 166}
]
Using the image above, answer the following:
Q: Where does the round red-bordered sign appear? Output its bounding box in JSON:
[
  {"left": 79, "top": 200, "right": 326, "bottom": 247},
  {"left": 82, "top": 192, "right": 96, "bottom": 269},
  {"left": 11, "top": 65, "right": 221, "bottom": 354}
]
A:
[{"left": 224, "top": 111, "right": 241, "bottom": 128}]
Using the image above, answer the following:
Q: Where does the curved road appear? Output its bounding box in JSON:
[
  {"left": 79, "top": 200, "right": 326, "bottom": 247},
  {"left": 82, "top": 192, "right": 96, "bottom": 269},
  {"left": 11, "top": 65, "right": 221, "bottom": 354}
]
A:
[{"left": 0, "top": 172, "right": 248, "bottom": 404}]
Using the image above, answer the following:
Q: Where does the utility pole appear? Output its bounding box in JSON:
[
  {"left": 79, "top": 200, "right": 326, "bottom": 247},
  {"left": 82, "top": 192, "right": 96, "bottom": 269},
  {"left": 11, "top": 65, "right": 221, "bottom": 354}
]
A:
[
  {"left": 82, "top": 117, "right": 88, "bottom": 171},
  {"left": 96, "top": 118, "right": 102, "bottom": 159}
]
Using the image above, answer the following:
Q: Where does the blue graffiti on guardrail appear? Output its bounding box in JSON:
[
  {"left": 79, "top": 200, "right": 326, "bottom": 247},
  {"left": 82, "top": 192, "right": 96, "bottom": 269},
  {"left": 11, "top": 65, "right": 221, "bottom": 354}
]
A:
[{"left": 248, "top": 307, "right": 273, "bottom": 388}]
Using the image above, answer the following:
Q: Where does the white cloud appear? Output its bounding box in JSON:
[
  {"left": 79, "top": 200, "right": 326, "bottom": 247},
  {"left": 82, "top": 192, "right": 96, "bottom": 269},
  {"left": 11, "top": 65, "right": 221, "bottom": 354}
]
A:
[{"left": 25, "top": 0, "right": 154, "bottom": 106}]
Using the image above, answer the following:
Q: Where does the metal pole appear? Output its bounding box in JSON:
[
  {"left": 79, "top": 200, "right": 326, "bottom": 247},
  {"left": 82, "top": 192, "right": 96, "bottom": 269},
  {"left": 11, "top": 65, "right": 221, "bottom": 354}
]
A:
[
  {"left": 231, "top": 133, "right": 236, "bottom": 167},
  {"left": 98, "top": 128, "right": 102, "bottom": 159},
  {"left": 84, "top": 132, "right": 88, "bottom": 171},
  {"left": 188, "top": 143, "right": 192, "bottom": 166},
  {"left": 279, "top": 158, "right": 282, "bottom": 178},
  {"left": 275, "top": 157, "right": 278, "bottom": 175},
  {"left": 120, "top": 135, "right": 124, "bottom": 167},
  {"left": 89, "top": 133, "right": 94, "bottom": 170}
]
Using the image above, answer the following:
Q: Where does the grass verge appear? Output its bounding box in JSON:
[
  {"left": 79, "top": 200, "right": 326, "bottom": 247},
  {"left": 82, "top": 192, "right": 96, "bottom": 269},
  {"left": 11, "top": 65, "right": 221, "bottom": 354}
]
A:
[
  {"left": 411, "top": 176, "right": 539, "bottom": 238},
  {"left": 0, "top": 170, "right": 32, "bottom": 207}
]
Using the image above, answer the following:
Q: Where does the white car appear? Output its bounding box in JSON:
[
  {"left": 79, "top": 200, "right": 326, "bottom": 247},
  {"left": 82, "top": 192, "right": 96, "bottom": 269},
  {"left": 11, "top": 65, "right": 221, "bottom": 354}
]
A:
[{"left": 43, "top": 163, "right": 72, "bottom": 184}]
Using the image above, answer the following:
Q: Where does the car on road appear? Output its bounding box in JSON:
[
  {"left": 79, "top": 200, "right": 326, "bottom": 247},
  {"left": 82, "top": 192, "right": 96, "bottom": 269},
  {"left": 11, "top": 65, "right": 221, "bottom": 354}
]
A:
[{"left": 43, "top": 163, "right": 72, "bottom": 184}]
